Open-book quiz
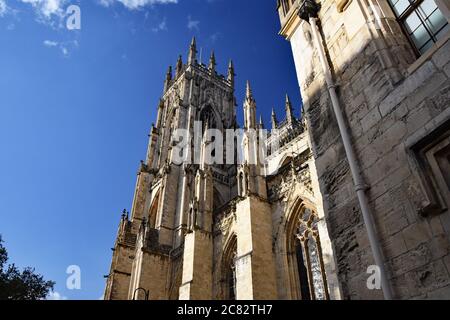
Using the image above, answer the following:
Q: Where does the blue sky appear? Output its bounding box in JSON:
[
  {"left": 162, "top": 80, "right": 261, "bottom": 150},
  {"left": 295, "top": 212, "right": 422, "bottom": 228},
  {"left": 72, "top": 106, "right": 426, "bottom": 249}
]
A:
[{"left": 0, "top": 0, "right": 301, "bottom": 300}]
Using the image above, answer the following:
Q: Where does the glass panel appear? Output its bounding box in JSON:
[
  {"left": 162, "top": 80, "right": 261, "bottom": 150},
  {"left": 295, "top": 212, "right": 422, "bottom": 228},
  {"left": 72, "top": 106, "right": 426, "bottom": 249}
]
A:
[
  {"left": 296, "top": 242, "right": 311, "bottom": 300},
  {"left": 425, "top": 9, "right": 447, "bottom": 34},
  {"left": 404, "top": 12, "right": 422, "bottom": 33},
  {"left": 308, "top": 236, "right": 326, "bottom": 300},
  {"left": 419, "top": 39, "right": 434, "bottom": 53},
  {"left": 411, "top": 24, "right": 432, "bottom": 47},
  {"left": 418, "top": 0, "right": 438, "bottom": 17},
  {"left": 392, "top": 0, "right": 411, "bottom": 16},
  {"left": 302, "top": 207, "right": 312, "bottom": 222}
]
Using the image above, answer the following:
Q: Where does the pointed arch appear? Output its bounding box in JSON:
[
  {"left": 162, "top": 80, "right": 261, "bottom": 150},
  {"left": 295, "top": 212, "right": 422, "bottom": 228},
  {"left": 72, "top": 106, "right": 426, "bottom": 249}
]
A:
[
  {"left": 221, "top": 234, "right": 237, "bottom": 300},
  {"left": 284, "top": 197, "right": 329, "bottom": 300},
  {"left": 148, "top": 189, "right": 161, "bottom": 229},
  {"left": 279, "top": 154, "right": 293, "bottom": 169},
  {"left": 213, "top": 187, "right": 225, "bottom": 213},
  {"left": 199, "top": 105, "right": 217, "bottom": 129}
]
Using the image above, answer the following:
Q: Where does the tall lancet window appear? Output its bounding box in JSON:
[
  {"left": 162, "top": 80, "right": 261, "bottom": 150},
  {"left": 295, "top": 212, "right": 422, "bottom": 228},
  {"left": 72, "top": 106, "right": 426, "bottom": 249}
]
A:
[
  {"left": 223, "top": 236, "right": 237, "bottom": 300},
  {"left": 227, "top": 260, "right": 237, "bottom": 300},
  {"left": 292, "top": 207, "right": 329, "bottom": 300}
]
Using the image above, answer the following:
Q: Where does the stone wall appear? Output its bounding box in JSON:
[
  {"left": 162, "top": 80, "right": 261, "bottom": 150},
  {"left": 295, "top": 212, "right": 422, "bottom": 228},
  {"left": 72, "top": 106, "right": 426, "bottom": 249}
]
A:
[
  {"left": 104, "top": 243, "right": 134, "bottom": 300},
  {"left": 283, "top": 0, "right": 450, "bottom": 299}
]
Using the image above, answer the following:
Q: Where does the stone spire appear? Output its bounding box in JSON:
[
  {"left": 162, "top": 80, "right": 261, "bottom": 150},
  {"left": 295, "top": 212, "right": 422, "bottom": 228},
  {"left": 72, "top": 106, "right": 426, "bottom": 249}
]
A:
[
  {"left": 164, "top": 65, "right": 172, "bottom": 93},
  {"left": 246, "top": 80, "right": 253, "bottom": 100},
  {"left": 175, "top": 55, "right": 183, "bottom": 78},
  {"left": 208, "top": 51, "right": 216, "bottom": 74},
  {"left": 244, "top": 81, "right": 257, "bottom": 129},
  {"left": 285, "top": 94, "right": 295, "bottom": 124},
  {"left": 227, "top": 60, "right": 235, "bottom": 88},
  {"left": 259, "top": 115, "right": 265, "bottom": 129},
  {"left": 271, "top": 108, "right": 278, "bottom": 130},
  {"left": 188, "top": 37, "right": 197, "bottom": 65}
]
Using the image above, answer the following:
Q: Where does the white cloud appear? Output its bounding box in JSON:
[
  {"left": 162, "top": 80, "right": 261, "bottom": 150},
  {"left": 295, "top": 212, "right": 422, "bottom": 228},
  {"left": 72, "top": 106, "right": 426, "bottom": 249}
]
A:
[
  {"left": 20, "top": 0, "right": 68, "bottom": 28},
  {"left": 99, "top": 0, "right": 178, "bottom": 10},
  {"left": 187, "top": 15, "right": 199, "bottom": 31},
  {"left": 0, "top": 0, "right": 8, "bottom": 16},
  {"left": 47, "top": 291, "right": 68, "bottom": 300},
  {"left": 43, "top": 39, "right": 78, "bottom": 57},
  {"left": 43, "top": 39, "right": 58, "bottom": 47},
  {"left": 21, "top": 0, "right": 66, "bottom": 17}
]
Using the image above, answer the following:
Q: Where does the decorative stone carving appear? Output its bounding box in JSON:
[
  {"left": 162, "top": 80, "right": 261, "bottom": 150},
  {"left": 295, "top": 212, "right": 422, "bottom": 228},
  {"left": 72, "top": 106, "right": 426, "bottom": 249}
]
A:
[{"left": 218, "top": 211, "right": 236, "bottom": 237}]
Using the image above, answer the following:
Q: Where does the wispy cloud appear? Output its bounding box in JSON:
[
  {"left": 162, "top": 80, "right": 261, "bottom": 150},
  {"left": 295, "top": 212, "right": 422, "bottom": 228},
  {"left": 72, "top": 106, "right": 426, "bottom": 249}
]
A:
[
  {"left": 99, "top": 0, "right": 178, "bottom": 10},
  {"left": 43, "top": 39, "right": 58, "bottom": 47},
  {"left": 43, "top": 39, "right": 78, "bottom": 57},
  {"left": 152, "top": 16, "right": 167, "bottom": 32},
  {"left": 20, "top": 0, "right": 68, "bottom": 28},
  {"left": 187, "top": 15, "right": 199, "bottom": 31},
  {"left": 47, "top": 291, "right": 68, "bottom": 300},
  {"left": 209, "top": 32, "right": 220, "bottom": 43},
  {"left": 21, "top": 0, "right": 66, "bottom": 17},
  {"left": 0, "top": 0, "right": 8, "bottom": 16}
]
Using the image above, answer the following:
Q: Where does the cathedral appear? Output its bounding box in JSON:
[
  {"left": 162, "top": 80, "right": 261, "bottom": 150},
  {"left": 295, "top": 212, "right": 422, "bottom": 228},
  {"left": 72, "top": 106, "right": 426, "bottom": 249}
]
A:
[{"left": 105, "top": 0, "right": 450, "bottom": 300}]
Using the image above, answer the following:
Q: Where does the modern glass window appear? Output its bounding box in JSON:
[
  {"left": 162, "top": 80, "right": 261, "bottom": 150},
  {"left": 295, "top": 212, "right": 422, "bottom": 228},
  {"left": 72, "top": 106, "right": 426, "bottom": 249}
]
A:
[{"left": 388, "top": 0, "right": 449, "bottom": 54}]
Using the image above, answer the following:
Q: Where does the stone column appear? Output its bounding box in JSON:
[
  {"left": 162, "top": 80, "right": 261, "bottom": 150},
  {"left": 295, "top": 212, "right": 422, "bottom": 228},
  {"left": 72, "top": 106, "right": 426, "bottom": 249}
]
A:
[{"left": 235, "top": 196, "right": 278, "bottom": 299}]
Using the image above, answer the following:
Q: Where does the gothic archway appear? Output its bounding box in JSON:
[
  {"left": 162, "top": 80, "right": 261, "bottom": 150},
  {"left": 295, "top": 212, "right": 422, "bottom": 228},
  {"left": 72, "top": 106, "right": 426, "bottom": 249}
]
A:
[
  {"left": 199, "top": 105, "right": 218, "bottom": 130},
  {"left": 286, "top": 201, "right": 329, "bottom": 300},
  {"left": 148, "top": 189, "right": 161, "bottom": 228},
  {"left": 222, "top": 235, "right": 237, "bottom": 300},
  {"left": 213, "top": 187, "right": 224, "bottom": 213}
]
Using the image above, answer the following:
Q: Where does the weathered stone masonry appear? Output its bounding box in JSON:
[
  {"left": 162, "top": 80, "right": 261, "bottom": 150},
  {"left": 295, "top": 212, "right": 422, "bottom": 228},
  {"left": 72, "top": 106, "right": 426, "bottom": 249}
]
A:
[
  {"left": 104, "top": 37, "right": 340, "bottom": 300},
  {"left": 278, "top": 0, "right": 450, "bottom": 299}
]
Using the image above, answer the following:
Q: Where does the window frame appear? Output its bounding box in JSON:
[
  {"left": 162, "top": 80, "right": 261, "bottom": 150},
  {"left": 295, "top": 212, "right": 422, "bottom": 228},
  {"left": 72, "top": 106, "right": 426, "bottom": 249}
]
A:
[
  {"left": 408, "top": 119, "right": 450, "bottom": 216},
  {"left": 387, "top": 0, "right": 449, "bottom": 56}
]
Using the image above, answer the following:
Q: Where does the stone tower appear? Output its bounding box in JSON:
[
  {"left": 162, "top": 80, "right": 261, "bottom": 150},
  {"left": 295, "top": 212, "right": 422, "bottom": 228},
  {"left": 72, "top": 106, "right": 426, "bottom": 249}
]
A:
[
  {"left": 104, "top": 37, "right": 340, "bottom": 300},
  {"left": 104, "top": 37, "right": 239, "bottom": 300}
]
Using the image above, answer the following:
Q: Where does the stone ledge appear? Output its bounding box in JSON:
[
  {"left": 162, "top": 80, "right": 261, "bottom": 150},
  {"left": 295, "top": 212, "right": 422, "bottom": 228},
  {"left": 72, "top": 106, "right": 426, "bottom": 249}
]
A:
[{"left": 406, "top": 31, "right": 450, "bottom": 76}]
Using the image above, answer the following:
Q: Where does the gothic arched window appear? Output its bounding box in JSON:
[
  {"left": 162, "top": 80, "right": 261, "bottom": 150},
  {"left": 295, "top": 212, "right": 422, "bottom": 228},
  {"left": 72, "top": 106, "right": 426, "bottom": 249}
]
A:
[
  {"left": 223, "top": 236, "right": 237, "bottom": 300},
  {"left": 199, "top": 106, "right": 217, "bottom": 130},
  {"left": 148, "top": 191, "right": 160, "bottom": 229},
  {"left": 238, "top": 172, "right": 244, "bottom": 196},
  {"left": 287, "top": 206, "right": 329, "bottom": 300}
]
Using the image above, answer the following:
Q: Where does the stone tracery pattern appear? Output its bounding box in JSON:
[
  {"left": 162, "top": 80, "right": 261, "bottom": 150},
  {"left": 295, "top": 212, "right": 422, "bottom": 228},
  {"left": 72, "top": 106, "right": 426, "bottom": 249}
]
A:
[{"left": 295, "top": 208, "right": 329, "bottom": 300}]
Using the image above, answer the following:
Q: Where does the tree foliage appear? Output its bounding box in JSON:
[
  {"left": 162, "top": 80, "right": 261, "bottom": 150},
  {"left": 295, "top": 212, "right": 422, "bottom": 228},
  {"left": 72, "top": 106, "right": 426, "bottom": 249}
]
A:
[{"left": 0, "top": 235, "right": 55, "bottom": 300}]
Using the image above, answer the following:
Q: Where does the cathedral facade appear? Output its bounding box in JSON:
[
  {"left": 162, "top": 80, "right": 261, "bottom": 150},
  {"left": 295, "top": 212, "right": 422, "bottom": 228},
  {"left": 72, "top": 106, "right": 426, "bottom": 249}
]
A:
[
  {"left": 104, "top": 37, "right": 340, "bottom": 300},
  {"left": 105, "top": 0, "right": 450, "bottom": 300}
]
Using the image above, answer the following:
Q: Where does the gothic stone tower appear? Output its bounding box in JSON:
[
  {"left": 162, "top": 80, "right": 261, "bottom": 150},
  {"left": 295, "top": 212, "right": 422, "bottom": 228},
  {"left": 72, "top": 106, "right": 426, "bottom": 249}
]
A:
[
  {"left": 104, "top": 38, "right": 240, "bottom": 300},
  {"left": 104, "top": 37, "right": 341, "bottom": 300}
]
